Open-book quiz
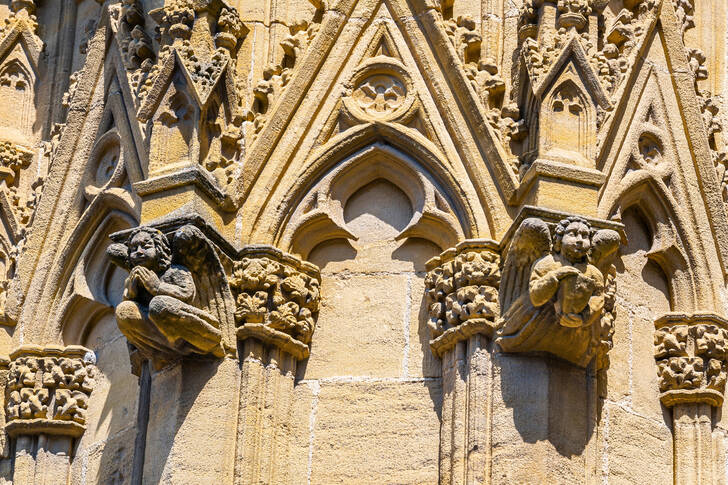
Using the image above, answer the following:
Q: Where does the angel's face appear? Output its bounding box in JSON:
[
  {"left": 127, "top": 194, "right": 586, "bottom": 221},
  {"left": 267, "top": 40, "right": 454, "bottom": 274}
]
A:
[
  {"left": 561, "top": 222, "right": 591, "bottom": 261},
  {"left": 129, "top": 231, "right": 159, "bottom": 269}
]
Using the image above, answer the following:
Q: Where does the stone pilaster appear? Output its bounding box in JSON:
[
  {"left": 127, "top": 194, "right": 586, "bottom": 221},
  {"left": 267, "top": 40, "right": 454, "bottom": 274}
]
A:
[
  {"left": 654, "top": 312, "right": 728, "bottom": 485},
  {"left": 425, "top": 239, "right": 500, "bottom": 485},
  {"left": 229, "top": 245, "right": 320, "bottom": 485},
  {"left": 4, "top": 345, "right": 95, "bottom": 485},
  {"left": 489, "top": 207, "right": 620, "bottom": 483}
]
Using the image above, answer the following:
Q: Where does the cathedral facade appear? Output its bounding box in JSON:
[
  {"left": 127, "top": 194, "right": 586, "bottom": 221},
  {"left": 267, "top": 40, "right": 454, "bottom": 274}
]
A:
[{"left": 0, "top": 0, "right": 725, "bottom": 483}]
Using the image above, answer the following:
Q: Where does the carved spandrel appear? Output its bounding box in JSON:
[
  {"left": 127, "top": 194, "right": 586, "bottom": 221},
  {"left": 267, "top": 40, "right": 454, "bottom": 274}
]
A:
[
  {"left": 654, "top": 313, "right": 728, "bottom": 407},
  {"left": 424, "top": 240, "right": 501, "bottom": 358},
  {"left": 229, "top": 245, "right": 320, "bottom": 360},
  {"left": 108, "top": 224, "right": 233, "bottom": 371},
  {"left": 4, "top": 345, "right": 95, "bottom": 438},
  {"left": 496, "top": 215, "right": 620, "bottom": 368}
]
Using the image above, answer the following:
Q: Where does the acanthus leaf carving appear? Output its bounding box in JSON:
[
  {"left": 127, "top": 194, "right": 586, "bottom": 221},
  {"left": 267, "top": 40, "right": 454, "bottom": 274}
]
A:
[
  {"left": 654, "top": 313, "right": 728, "bottom": 407},
  {"left": 229, "top": 246, "right": 320, "bottom": 359},
  {"left": 5, "top": 345, "right": 96, "bottom": 438},
  {"left": 425, "top": 240, "right": 501, "bottom": 358}
]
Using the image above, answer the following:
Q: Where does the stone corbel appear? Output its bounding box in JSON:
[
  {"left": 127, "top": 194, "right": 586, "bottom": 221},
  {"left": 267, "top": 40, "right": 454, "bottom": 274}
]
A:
[
  {"left": 654, "top": 312, "right": 728, "bottom": 484},
  {"left": 107, "top": 217, "right": 238, "bottom": 373},
  {"left": 424, "top": 239, "right": 500, "bottom": 485},
  {"left": 496, "top": 208, "right": 622, "bottom": 369},
  {"left": 229, "top": 245, "right": 321, "bottom": 484},
  {"left": 4, "top": 345, "right": 96, "bottom": 484}
]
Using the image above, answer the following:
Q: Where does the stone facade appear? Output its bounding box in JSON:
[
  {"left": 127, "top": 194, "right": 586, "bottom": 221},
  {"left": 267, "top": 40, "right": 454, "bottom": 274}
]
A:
[{"left": 0, "top": 0, "right": 724, "bottom": 483}]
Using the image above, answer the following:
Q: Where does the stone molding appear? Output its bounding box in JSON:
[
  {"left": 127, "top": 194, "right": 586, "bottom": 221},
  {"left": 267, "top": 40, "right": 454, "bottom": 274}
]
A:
[
  {"left": 654, "top": 312, "right": 728, "bottom": 407},
  {"left": 230, "top": 245, "right": 321, "bottom": 360},
  {"left": 4, "top": 345, "right": 95, "bottom": 438},
  {"left": 425, "top": 239, "right": 501, "bottom": 357}
]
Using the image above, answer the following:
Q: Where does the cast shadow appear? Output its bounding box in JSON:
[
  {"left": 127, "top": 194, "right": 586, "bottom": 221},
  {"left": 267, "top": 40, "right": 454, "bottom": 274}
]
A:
[{"left": 497, "top": 352, "right": 602, "bottom": 458}]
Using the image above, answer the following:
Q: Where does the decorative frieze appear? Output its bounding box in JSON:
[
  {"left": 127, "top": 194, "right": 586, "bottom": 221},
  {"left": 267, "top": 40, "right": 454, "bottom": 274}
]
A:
[
  {"left": 424, "top": 240, "right": 500, "bottom": 358},
  {"left": 230, "top": 245, "right": 320, "bottom": 360},
  {"left": 654, "top": 312, "right": 728, "bottom": 407},
  {"left": 496, "top": 213, "right": 620, "bottom": 368},
  {"left": 5, "top": 345, "right": 95, "bottom": 438}
]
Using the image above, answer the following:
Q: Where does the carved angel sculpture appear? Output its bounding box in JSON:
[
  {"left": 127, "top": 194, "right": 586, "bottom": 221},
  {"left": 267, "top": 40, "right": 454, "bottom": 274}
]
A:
[
  {"left": 496, "top": 216, "right": 620, "bottom": 368},
  {"left": 108, "top": 224, "right": 233, "bottom": 369}
]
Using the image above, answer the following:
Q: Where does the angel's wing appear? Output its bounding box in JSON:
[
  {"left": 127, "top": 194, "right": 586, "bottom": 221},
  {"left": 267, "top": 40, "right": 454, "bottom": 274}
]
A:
[
  {"left": 172, "top": 225, "right": 236, "bottom": 349},
  {"left": 590, "top": 228, "right": 620, "bottom": 273},
  {"left": 499, "top": 217, "right": 552, "bottom": 314},
  {"left": 107, "top": 242, "right": 130, "bottom": 270}
]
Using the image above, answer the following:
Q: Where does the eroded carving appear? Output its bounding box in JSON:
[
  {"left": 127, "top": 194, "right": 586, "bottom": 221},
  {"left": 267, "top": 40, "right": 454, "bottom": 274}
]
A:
[
  {"left": 229, "top": 246, "right": 320, "bottom": 359},
  {"left": 654, "top": 313, "right": 728, "bottom": 407},
  {"left": 5, "top": 345, "right": 95, "bottom": 438},
  {"left": 108, "top": 225, "right": 229, "bottom": 369},
  {"left": 249, "top": 18, "right": 321, "bottom": 135},
  {"left": 425, "top": 240, "right": 501, "bottom": 358},
  {"left": 496, "top": 215, "right": 620, "bottom": 368}
]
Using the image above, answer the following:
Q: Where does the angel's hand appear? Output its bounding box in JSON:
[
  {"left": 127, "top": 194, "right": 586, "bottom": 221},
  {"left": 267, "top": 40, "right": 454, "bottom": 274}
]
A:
[
  {"left": 560, "top": 312, "right": 583, "bottom": 328},
  {"left": 136, "top": 267, "right": 161, "bottom": 295},
  {"left": 553, "top": 266, "right": 580, "bottom": 280},
  {"left": 124, "top": 272, "right": 138, "bottom": 299}
]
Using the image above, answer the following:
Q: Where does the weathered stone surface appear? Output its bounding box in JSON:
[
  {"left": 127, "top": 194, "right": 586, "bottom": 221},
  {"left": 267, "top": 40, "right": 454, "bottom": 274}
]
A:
[
  {"left": 305, "top": 274, "right": 408, "bottom": 378},
  {"left": 0, "top": 0, "right": 727, "bottom": 482},
  {"left": 310, "top": 380, "right": 441, "bottom": 484},
  {"left": 602, "top": 403, "right": 673, "bottom": 485}
]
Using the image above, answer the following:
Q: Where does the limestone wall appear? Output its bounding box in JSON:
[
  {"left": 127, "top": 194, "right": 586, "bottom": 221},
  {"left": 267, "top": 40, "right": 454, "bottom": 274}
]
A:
[{"left": 0, "top": 0, "right": 725, "bottom": 483}]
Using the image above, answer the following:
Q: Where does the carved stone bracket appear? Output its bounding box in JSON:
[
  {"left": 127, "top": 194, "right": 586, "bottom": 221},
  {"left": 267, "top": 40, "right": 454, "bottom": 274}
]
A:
[
  {"left": 230, "top": 245, "right": 321, "bottom": 360},
  {"left": 4, "top": 345, "right": 95, "bottom": 439},
  {"left": 425, "top": 239, "right": 501, "bottom": 358},
  {"left": 496, "top": 207, "right": 622, "bottom": 368},
  {"left": 108, "top": 217, "right": 238, "bottom": 373},
  {"left": 654, "top": 312, "right": 728, "bottom": 408}
]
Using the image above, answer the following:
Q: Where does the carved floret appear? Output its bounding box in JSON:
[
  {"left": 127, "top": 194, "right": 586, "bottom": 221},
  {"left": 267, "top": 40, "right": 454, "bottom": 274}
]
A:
[
  {"left": 5, "top": 347, "right": 96, "bottom": 432},
  {"left": 654, "top": 314, "right": 728, "bottom": 407}
]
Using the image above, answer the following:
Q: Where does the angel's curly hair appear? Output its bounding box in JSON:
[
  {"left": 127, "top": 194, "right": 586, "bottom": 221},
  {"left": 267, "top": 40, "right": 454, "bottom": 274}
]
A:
[
  {"left": 127, "top": 227, "right": 172, "bottom": 272},
  {"left": 552, "top": 216, "right": 593, "bottom": 254}
]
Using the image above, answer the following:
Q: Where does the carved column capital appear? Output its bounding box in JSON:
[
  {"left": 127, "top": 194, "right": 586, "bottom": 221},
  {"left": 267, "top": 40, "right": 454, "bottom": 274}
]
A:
[
  {"left": 425, "top": 239, "right": 501, "bottom": 358},
  {"left": 654, "top": 312, "right": 728, "bottom": 407},
  {"left": 4, "top": 345, "right": 96, "bottom": 439},
  {"left": 230, "top": 245, "right": 320, "bottom": 360}
]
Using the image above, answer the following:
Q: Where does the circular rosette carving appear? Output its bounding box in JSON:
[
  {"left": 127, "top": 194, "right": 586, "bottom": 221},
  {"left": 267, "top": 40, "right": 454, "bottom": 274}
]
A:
[{"left": 343, "top": 57, "right": 415, "bottom": 123}]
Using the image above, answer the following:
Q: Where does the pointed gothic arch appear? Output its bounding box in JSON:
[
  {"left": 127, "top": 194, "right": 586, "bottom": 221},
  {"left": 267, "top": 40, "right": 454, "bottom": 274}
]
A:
[
  {"left": 0, "top": 57, "right": 34, "bottom": 141},
  {"left": 252, "top": 123, "right": 484, "bottom": 251},
  {"left": 602, "top": 177, "right": 699, "bottom": 311}
]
